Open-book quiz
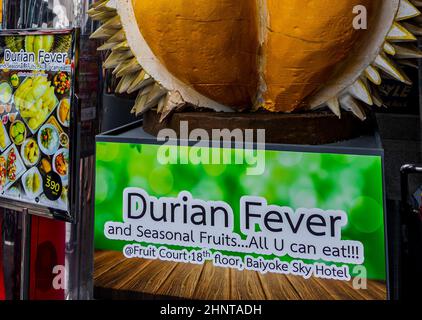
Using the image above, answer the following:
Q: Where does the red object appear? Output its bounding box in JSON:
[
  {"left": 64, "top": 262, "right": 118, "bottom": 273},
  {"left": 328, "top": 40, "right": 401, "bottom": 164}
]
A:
[
  {"left": 0, "top": 214, "right": 5, "bottom": 300},
  {"left": 29, "top": 216, "right": 65, "bottom": 300}
]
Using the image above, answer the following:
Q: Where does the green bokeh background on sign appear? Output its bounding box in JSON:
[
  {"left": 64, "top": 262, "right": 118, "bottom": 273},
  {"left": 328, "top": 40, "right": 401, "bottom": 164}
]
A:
[{"left": 95, "top": 142, "right": 386, "bottom": 281}]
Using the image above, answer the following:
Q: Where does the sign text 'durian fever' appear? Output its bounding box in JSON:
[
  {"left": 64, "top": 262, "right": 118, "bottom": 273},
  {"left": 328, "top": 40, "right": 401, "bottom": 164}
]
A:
[
  {"left": 4, "top": 49, "right": 68, "bottom": 65},
  {"left": 105, "top": 188, "right": 364, "bottom": 266}
]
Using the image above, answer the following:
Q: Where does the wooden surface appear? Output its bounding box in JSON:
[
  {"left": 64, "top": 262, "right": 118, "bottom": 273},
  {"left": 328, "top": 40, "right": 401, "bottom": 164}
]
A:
[
  {"left": 94, "top": 250, "right": 387, "bottom": 300},
  {"left": 143, "top": 110, "right": 370, "bottom": 145}
]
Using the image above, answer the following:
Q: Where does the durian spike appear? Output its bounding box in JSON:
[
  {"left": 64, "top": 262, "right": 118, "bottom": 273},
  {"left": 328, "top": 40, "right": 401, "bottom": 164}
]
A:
[
  {"left": 326, "top": 97, "right": 341, "bottom": 118},
  {"left": 88, "top": 1, "right": 115, "bottom": 14},
  {"left": 101, "top": 15, "right": 122, "bottom": 30},
  {"left": 90, "top": 0, "right": 109, "bottom": 9},
  {"left": 112, "top": 41, "right": 130, "bottom": 52},
  {"left": 365, "top": 65, "right": 382, "bottom": 85},
  {"left": 107, "top": 29, "right": 127, "bottom": 43},
  {"left": 396, "top": 0, "right": 421, "bottom": 21},
  {"left": 144, "top": 84, "right": 167, "bottom": 109},
  {"left": 393, "top": 43, "right": 422, "bottom": 58},
  {"left": 387, "top": 22, "right": 417, "bottom": 41},
  {"left": 89, "top": 11, "right": 117, "bottom": 22},
  {"left": 128, "top": 78, "right": 155, "bottom": 94},
  {"left": 138, "top": 83, "right": 155, "bottom": 97},
  {"left": 402, "top": 22, "right": 422, "bottom": 36},
  {"left": 339, "top": 95, "right": 367, "bottom": 121},
  {"left": 112, "top": 58, "right": 133, "bottom": 76},
  {"left": 116, "top": 72, "right": 139, "bottom": 93},
  {"left": 159, "top": 91, "right": 186, "bottom": 122},
  {"left": 132, "top": 84, "right": 163, "bottom": 115},
  {"left": 383, "top": 42, "right": 396, "bottom": 55},
  {"left": 103, "top": 50, "right": 133, "bottom": 69},
  {"left": 99, "top": 32, "right": 127, "bottom": 51},
  {"left": 97, "top": 41, "right": 120, "bottom": 51},
  {"left": 115, "top": 76, "right": 125, "bottom": 93},
  {"left": 374, "top": 53, "right": 412, "bottom": 85},
  {"left": 132, "top": 95, "right": 150, "bottom": 115},
  {"left": 129, "top": 69, "right": 147, "bottom": 84},
  {"left": 157, "top": 95, "right": 167, "bottom": 114},
  {"left": 397, "top": 59, "right": 419, "bottom": 69},
  {"left": 127, "top": 71, "right": 152, "bottom": 93},
  {"left": 370, "top": 87, "right": 384, "bottom": 108},
  {"left": 90, "top": 25, "right": 116, "bottom": 40},
  {"left": 88, "top": 7, "right": 116, "bottom": 17},
  {"left": 116, "top": 57, "right": 142, "bottom": 78},
  {"left": 348, "top": 78, "right": 373, "bottom": 106},
  {"left": 410, "top": 0, "right": 422, "bottom": 8}
]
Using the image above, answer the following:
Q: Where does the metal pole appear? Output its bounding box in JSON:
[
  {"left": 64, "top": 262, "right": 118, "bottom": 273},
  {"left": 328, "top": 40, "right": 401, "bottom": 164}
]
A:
[{"left": 19, "top": 209, "right": 31, "bottom": 301}]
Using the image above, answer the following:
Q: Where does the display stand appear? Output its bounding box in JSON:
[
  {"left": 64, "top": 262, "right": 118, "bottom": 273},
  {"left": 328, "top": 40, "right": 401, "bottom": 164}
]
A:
[
  {"left": 94, "top": 121, "right": 391, "bottom": 300},
  {"left": 0, "top": 28, "right": 97, "bottom": 300}
]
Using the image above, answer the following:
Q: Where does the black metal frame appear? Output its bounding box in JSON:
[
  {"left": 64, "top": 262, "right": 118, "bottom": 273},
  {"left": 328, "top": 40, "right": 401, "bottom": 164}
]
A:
[{"left": 400, "top": 164, "right": 422, "bottom": 299}]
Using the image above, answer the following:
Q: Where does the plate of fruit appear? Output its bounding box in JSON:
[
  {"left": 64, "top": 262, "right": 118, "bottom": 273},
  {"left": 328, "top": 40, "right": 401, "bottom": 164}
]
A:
[
  {"left": 57, "top": 98, "right": 70, "bottom": 127},
  {"left": 38, "top": 124, "right": 59, "bottom": 156},
  {"left": 0, "top": 156, "right": 6, "bottom": 191},
  {"left": 21, "top": 138, "right": 41, "bottom": 167},
  {"left": 22, "top": 167, "right": 43, "bottom": 199},
  {"left": 14, "top": 76, "right": 59, "bottom": 133},
  {"left": 53, "top": 72, "right": 71, "bottom": 95},
  {"left": 0, "top": 122, "right": 11, "bottom": 152},
  {"left": 9, "top": 120, "right": 27, "bottom": 146},
  {"left": 2, "top": 145, "right": 26, "bottom": 191},
  {"left": 53, "top": 148, "right": 69, "bottom": 182},
  {"left": 0, "top": 81, "right": 13, "bottom": 104},
  {"left": 59, "top": 132, "right": 69, "bottom": 148}
]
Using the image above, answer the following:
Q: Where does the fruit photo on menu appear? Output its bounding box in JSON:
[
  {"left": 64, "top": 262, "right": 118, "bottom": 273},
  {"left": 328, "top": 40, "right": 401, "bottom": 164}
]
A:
[{"left": 0, "top": 31, "right": 73, "bottom": 213}]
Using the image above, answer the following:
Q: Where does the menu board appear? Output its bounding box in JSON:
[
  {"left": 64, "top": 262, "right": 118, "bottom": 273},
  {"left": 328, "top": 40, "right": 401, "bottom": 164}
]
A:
[{"left": 0, "top": 30, "right": 74, "bottom": 213}]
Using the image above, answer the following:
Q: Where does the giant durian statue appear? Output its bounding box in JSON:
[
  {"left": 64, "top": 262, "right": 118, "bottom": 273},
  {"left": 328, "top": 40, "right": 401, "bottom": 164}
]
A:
[{"left": 88, "top": 0, "right": 422, "bottom": 122}]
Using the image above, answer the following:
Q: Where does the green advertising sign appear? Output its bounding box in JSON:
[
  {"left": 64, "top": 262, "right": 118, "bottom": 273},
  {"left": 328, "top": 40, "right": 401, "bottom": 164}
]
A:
[{"left": 95, "top": 141, "right": 386, "bottom": 300}]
